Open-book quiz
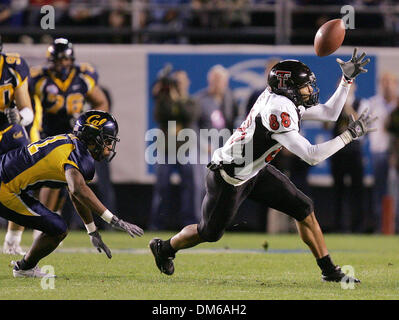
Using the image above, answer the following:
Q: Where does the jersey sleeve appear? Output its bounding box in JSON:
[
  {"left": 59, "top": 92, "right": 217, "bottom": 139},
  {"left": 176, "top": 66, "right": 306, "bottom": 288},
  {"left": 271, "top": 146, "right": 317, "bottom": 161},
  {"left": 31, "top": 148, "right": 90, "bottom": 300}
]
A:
[
  {"left": 261, "top": 100, "right": 300, "bottom": 134},
  {"left": 5, "top": 54, "right": 30, "bottom": 89},
  {"left": 78, "top": 63, "right": 99, "bottom": 93},
  {"left": 28, "top": 66, "right": 45, "bottom": 96},
  {"left": 67, "top": 137, "right": 95, "bottom": 182}
]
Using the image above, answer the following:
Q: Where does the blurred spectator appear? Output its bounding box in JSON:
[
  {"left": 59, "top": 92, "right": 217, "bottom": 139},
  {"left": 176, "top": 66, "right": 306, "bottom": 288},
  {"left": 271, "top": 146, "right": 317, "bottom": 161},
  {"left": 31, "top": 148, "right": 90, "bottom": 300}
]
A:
[
  {"left": 190, "top": 0, "right": 250, "bottom": 39},
  {"left": 385, "top": 97, "right": 399, "bottom": 233},
  {"left": 68, "top": 0, "right": 107, "bottom": 26},
  {"left": 295, "top": 0, "right": 351, "bottom": 3},
  {"left": 245, "top": 57, "right": 280, "bottom": 115},
  {"left": 144, "top": 0, "right": 190, "bottom": 43},
  {"left": 194, "top": 64, "right": 238, "bottom": 199},
  {"left": 149, "top": 69, "right": 201, "bottom": 230},
  {"left": 359, "top": 72, "right": 398, "bottom": 233},
  {"left": 0, "top": 0, "right": 27, "bottom": 27},
  {"left": 225, "top": 0, "right": 251, "bottom": 28},
  {"left": 191, "top": 0, "right": 226, "bottom": 29},
  {"left": 250, "top": 0, "right": 275, "bottom": 28},
  {"left": 27, "top": 0, "right": 69, "bottom": 26},
  {"left": 0, "top": 1, "right": 12, "bottom": 25},
  {"left": 328, "top": 82, "right": 366, "bottom": 233},
  {"left": 196, "top": 64, "right": 238, "bottom": 134},
  {"left": 107, "top": 0, "right": 131, "bottom": 43}
]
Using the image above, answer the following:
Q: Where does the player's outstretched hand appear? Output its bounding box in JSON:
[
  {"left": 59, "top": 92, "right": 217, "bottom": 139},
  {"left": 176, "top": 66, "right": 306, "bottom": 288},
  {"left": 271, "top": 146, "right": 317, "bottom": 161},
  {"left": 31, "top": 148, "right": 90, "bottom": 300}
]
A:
[
  {"left": 336, "top": 48, "right": 370, "bottom": 80},
  {"left": 110, "top": 216, "right": 144, "bottom": 238},
  {"left": 89, "top": 230, "right": 112, "bottom": 259},
  {"left": 347, "top": 107, "right": 377, "bottom": 140},
  {"left": 4, "top": 107, "right": 21, "bottom": 124}
]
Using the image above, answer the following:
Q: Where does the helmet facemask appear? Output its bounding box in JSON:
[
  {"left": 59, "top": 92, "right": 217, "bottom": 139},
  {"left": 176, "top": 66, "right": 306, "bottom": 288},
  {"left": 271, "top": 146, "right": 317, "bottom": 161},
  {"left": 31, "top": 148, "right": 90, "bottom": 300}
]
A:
[
  {"left": 47, "top": 39, "right": 75, "bottom": 80},
  {"left": 79, "top": 125, "right": 120, "bottom": 162},
  {"left": 297, "top": 80, "right": 320, "bottom": 108}
]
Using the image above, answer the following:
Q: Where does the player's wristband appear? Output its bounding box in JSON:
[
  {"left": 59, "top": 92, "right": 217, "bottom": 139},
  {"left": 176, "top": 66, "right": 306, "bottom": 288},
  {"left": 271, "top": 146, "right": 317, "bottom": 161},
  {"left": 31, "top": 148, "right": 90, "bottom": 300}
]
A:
[
  {"left": 341, "top": 75, "right": 353, "bottom": 87},
  {"left": 85, "top": 222, "right": 97, "bottom": 234},
  {"left": 19, "top": 107, "right": 34, "bottom": 126},
  {"left": 339, "top": 130, "right": 353, "bottom": 145},
  {"left": 101, "top": 209, "right": 114, "bottom": 224}
]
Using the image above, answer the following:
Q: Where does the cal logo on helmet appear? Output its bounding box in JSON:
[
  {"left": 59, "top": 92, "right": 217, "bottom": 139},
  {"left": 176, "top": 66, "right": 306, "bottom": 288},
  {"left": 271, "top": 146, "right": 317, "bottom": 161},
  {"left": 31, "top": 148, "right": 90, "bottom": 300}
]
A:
[{"left": 86, "top": 114, "right": 107, "bottom": 127}]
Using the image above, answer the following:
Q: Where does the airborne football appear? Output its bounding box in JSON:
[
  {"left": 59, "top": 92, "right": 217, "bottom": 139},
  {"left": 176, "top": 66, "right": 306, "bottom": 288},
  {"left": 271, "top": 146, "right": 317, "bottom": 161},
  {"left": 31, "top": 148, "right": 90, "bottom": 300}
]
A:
[
  {"left": 314, "top": 18, "right": 346, "bottom": 57},
  {"left": 0, "top": 0, "right": 398, "bottom": 308}
]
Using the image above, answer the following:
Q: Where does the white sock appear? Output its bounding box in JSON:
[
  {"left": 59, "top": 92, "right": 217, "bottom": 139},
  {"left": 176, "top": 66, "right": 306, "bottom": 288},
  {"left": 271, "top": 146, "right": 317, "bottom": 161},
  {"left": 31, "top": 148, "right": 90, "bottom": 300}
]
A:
[{"left": 5, "top": 230, "right": 23, "bottom": 245}]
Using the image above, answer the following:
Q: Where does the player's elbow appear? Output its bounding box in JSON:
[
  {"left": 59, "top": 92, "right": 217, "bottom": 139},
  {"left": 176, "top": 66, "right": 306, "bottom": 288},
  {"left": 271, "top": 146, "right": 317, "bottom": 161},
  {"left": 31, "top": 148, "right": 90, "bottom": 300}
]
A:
[
  {"left": 68, "top": 180, "right": 87, "bottom": 198},
  {"left": 303, "top": 157, "right": 320, "bottom": 166},
  {"left": 301, "top": 151, "right": 323, "bottom": 166}
]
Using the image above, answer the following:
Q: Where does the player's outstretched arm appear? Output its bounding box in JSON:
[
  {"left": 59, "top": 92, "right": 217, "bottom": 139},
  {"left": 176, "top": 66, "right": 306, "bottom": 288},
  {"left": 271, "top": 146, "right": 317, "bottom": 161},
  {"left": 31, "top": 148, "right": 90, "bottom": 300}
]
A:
[
  {"left": 303, "top": 48, "right": 370, "bottom": 122},
  {"left": 302, "top": 76, "right": 351, "bottom": 122},
  {"left": 70, "top": 191, "right": 112, "bottom": 259},
  {"left": 65, "top": 167, "right": 144, "bottom": 238},
  {"left": 273, "top": 131, "right": 347, "bottom": 166},
  {"left": 86, "top": 86, "right": 109, "bottom": 112},
  {"left": 272, "top": 108, "right": 376, "bottom": 165}
]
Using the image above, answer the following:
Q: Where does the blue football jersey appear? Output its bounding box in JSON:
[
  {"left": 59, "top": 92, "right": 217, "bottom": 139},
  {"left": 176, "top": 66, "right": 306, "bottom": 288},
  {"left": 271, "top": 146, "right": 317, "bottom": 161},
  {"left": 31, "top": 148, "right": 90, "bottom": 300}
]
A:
[
  {"left": 0, "top": 52, "right": 30, "bottom": 125},
  {"left": 0, "top": 133, "right": 95, "bottom": 195},
  {"left": 29, "top": 63, "right": 99, "bottom": 137}
]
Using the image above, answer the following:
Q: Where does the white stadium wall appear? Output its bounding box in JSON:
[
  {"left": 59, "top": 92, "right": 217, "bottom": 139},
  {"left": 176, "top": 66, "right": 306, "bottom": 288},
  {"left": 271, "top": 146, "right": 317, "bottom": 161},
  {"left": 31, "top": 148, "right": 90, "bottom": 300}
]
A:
[{"left": 6, "top": 44, "right": 399, "bottom": 185}]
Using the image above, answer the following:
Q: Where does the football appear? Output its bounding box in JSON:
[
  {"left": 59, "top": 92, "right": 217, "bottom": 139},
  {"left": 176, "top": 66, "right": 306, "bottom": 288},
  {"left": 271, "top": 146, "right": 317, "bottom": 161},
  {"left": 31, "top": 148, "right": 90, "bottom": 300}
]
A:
[{"left": 314, "top": 19, "right": 346, "bottom": 57}]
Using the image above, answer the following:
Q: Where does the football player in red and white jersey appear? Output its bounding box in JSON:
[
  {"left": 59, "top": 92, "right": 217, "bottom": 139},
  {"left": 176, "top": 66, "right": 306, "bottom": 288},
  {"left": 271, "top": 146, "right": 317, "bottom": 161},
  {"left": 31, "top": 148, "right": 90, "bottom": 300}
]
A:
[{"left": 150, "top": 49, "right": 374, "bottom": 283}]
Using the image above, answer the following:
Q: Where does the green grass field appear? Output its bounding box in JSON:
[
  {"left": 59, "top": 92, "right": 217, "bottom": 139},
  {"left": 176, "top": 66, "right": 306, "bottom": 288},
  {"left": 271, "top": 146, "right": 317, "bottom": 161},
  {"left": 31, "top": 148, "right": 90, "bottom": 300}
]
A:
[{"left": 0, "top": 230, "right": 399, "bottom": 300}]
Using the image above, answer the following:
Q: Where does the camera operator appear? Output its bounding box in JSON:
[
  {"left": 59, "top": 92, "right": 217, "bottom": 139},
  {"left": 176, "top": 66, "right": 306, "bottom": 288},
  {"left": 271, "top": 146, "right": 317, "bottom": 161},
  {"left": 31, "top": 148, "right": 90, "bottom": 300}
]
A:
[{"left": 149, "top": 68, "right": 201, "bottom": 230}]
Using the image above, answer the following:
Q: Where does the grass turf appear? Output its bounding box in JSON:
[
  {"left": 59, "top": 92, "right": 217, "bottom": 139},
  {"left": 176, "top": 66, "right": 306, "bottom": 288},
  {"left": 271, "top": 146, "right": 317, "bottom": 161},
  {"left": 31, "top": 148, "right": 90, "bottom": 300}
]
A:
[{"left": 0, "top": 230, "right": 398, "bottom": 300}]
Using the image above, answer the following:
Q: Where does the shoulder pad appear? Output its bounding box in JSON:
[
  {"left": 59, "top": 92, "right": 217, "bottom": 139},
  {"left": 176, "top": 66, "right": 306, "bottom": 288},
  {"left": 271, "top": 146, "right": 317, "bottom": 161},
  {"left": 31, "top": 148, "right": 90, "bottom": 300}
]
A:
[
  {"left": 77, "top": 62, "right": 97, "bottom": 75},
  {"left": 4, "top": 53, "right": 30, "bottom": 85},
  {"left": 30, "top": 66, "right": 45, "bottom": 78},
  {"left": 261, "top": 97, "right": 300, "bottom": 133}
]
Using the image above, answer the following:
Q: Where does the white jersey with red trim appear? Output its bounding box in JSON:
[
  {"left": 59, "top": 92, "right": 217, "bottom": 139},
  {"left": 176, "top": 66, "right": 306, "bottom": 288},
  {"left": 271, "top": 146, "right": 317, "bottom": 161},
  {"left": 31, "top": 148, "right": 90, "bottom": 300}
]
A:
[
  {"left": 212, "top": 76, "right": 352, "bottom": 185},
  {"left": 212, "top": 88, "right": 301, "bottom": 182}
]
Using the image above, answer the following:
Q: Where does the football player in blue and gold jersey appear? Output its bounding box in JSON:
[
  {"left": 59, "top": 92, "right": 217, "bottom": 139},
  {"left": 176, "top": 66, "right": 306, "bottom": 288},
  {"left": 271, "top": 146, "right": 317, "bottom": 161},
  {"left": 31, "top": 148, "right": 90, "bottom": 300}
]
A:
[
  {"left": 29, "top": 38, "right": 109, "bottom": 237},
  {"left": 0, "top": 36, "right": 35, "bottom": 255},
  {"left": 2, "top": 110, "right": 143, "bottom": 278}
]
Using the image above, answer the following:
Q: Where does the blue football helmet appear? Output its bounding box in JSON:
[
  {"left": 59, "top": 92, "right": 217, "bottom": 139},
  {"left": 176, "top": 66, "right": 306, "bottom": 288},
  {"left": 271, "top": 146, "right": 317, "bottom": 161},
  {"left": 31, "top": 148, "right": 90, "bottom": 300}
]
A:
[{"left": 73, "top": 110, "right": 120, "bottom": 162}]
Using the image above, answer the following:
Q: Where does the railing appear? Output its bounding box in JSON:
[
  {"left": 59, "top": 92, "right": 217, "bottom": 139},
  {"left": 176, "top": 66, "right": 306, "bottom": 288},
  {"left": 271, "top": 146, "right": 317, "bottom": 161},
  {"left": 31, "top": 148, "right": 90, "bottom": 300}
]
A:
[{"left": 0, "top": 0, "right": 397, "bottom": 45}]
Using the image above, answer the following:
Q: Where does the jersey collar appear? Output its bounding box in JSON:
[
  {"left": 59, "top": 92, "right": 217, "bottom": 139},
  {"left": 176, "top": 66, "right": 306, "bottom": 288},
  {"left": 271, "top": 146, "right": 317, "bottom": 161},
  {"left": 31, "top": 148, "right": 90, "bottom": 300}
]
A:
[{"left": 48, "top": 67, "right": 76, "bottom": 92}]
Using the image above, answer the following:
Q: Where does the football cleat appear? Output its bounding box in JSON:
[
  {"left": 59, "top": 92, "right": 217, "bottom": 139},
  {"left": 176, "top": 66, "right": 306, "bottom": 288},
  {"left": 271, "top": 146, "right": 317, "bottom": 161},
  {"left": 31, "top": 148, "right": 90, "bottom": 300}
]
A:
[
  {"left": 322, "top": 265, "right": 361, "bottom": 283},
  {"left": 2, "top": 241, "right": 26, "bottom": 255},
  {"left": 11, "top": 261, "right": 56, "bottom": 278},
  {"left": 149, "top": 238, "right": 175, "bottom": 276}
]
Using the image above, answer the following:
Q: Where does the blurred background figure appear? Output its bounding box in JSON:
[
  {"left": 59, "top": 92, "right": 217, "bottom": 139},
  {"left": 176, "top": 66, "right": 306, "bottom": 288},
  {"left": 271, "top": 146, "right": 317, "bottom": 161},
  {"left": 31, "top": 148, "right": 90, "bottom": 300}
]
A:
[
  {"left": 145, "top": 0, "right": 190, "bottom": 44},
  {"left": 107, "top": 0, "right": 131, "bottom": 44},
  {"left": 359, "top": 72, "right": 398, "bottom": 233},
  {"left": 27, "top": 0, "right": 69, "bottom": 26},
  {"left": 328, "top": 82, "right": 366, "bottom": 233},
  {"left": 0, "top": 0, "right": 27, "bottom": 28},
  {"left": 196, "top": 64, "right": 238, "bottom": 137},
  {"left": 68, "top": 0, "right": 107, "bottom": 43},
  {"left": 385, "top": 95, "right": 399, "bottom": 233},
  {"left": 149, "top": 68, "right": 201, "bottom": 230},
  {"left": 194, "top": 64, "right": 238, "bottom": 198},
  {"left": 245, "top": 57, "right": 280, "bottom": 115}
]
